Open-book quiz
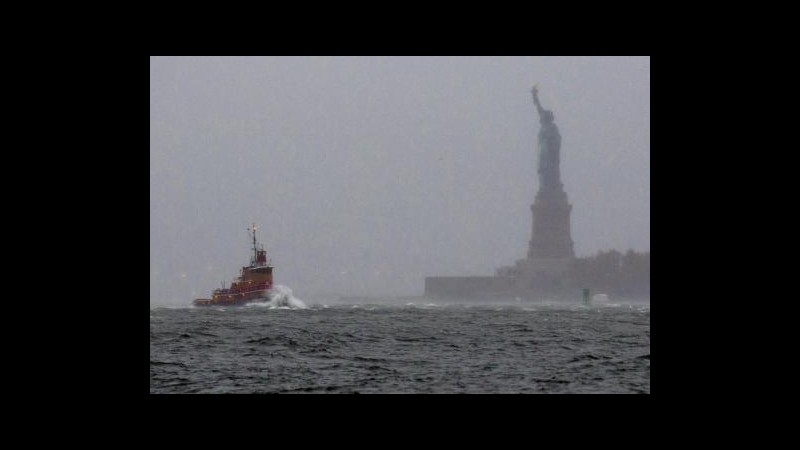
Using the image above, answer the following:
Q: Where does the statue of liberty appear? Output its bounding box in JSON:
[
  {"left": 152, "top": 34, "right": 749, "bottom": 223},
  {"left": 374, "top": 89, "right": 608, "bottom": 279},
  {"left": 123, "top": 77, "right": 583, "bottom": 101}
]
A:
[{"left": 531, "top": 85, "right": 562, "bottom": 191}]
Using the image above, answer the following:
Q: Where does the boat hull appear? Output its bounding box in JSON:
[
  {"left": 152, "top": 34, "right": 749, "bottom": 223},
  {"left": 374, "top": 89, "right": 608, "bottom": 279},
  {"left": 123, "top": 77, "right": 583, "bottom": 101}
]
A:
[{"left": 193, "top": 289, "right": 272, "bottom": 307}]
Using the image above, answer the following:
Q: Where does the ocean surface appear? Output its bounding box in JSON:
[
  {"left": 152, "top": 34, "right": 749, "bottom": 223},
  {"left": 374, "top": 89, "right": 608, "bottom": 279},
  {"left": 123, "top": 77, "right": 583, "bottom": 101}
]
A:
[{"left": 150, "top": 291, "right": 649, "bottom": 394}]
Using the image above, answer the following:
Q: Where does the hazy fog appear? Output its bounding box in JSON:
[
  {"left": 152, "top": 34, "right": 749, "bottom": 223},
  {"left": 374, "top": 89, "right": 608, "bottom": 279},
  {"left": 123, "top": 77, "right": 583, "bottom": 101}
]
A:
[{"left": 150, "top": 56, "right": 649, "bottom": 305}]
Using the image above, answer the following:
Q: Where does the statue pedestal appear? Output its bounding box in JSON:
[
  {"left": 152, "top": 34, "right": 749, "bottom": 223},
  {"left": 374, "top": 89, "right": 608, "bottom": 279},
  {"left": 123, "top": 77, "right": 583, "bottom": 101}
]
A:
[{"left": 528, "top": 187, "right": 575, "bottom": 260}]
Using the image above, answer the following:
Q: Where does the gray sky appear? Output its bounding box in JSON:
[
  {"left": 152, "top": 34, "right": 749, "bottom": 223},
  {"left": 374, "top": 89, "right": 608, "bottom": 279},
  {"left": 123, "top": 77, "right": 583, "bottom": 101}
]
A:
[{"left": 150, "top": 56, "right": 649, "bottom": 305}]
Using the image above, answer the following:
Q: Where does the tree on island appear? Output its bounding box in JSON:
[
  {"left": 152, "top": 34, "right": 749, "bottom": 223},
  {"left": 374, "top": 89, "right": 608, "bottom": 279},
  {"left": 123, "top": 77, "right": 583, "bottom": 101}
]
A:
[{"left": 568, "top": 249, "right": 650, "bottom": 298}]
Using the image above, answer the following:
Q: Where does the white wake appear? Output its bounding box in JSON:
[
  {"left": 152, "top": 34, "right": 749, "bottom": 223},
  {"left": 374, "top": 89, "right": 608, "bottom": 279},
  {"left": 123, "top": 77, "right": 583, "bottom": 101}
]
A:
[{"left": 247, "top": 284, "right": 307, "bottom": 309}]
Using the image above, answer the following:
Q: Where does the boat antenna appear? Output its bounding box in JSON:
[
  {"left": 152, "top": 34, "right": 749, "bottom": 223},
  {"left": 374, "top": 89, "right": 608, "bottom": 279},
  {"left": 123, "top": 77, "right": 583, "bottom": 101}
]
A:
[{"left": 248, "top": 223, "right": 258, "bottom": 264}]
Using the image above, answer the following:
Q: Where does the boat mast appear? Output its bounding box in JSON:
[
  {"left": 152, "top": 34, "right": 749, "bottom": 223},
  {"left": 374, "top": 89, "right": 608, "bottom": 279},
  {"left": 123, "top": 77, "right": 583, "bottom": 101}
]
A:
[{"left": 249, "top": 223, "right": 258, "bottom": 265}]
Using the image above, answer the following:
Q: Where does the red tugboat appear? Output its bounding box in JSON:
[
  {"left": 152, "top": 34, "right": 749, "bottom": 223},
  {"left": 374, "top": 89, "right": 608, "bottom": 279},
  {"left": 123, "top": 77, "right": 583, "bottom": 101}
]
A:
[{"left": 193, "top": 224, "right": 274, "bottom": 307}]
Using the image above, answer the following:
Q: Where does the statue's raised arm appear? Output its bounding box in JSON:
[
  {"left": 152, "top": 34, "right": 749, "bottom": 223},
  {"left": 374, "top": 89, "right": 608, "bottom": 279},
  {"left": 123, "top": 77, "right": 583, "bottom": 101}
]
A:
[{"left": 531, "top": 85, "right": 546, "bottom": 117}]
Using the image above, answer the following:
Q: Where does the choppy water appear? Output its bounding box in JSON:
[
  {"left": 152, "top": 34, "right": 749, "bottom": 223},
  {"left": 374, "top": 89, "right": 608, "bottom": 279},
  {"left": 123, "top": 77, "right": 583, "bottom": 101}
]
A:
[{"left": 150, "top": 299, "right": 650, "bottom": 394}]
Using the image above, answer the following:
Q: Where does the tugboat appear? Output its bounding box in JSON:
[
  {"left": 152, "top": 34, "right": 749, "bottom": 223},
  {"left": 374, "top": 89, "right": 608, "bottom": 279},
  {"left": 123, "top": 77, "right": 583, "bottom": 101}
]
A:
[{"left": 193, "top": 224, "right": 274, "bottom": 307}]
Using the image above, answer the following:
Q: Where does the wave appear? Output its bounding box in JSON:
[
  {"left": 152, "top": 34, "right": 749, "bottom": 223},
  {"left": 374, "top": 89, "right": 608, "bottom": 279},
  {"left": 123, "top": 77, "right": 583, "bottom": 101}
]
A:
[
  {"left": 151, "top": 305, "right": 194, "bottom": 310},
  {"left": 245, "top": 285, "right": 308, "bottom": 309}
]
